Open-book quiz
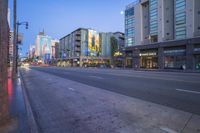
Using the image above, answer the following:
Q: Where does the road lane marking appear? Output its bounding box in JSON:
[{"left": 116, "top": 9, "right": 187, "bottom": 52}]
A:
[
  {"left": 68, "top": 87, "right": 75, "bottom": 91},
  {"left": 89, "top": 76, "right": 104, "bottom": 79},
  {"left": 160, "top": 127, "right": 178, "bottom": 133},
  {"left": 176, "top": 89, "right": 200, "bottom": 94},
  {"left": 58, "top": 68, "right": 200, "bottom": 84}
]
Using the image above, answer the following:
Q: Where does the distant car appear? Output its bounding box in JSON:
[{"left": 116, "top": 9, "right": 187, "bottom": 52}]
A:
[{"left": 22, "top": 62, "right": 30, "bottom": 67}]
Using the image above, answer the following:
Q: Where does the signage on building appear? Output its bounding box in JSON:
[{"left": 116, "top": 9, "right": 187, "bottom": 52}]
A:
[{"left": 139, "top": 52, "right": 157, "bottom": 57}]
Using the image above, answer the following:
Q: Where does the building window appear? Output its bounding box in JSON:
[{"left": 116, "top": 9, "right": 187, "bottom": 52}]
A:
[
  {"left": 149, "top": 0, "right": 158, "bottom": 36},
  {"left": 125, "top": 7, "right": 134, "bottom": 17},
  {"left": 175, "top": 0, "right": 186, "bottom": 39}
]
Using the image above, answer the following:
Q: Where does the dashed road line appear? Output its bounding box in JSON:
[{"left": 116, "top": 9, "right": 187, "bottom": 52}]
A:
[
  {"left": 68, "top": 87, "right": 75, "bottom": 91},
  {"left": 89, "top": 76, "right": 104, "bottom": 79},
  {"left": 176, "top": 89, "right": 200, "bottom": 94},
  {"left": 160, "top": 127, "right": 179, "bottom": 133}
]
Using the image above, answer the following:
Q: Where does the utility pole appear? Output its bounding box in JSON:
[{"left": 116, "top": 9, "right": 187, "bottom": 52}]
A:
[
  {"left": 0, "top": 0, "right": 10, "bottom": 124},
  {"left": 13, "top": 0, "right": 17, "bottom": 76}
]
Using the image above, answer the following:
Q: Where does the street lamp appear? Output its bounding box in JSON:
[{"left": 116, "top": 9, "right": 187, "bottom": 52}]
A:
[{"left": 15, "top": 21, "right": 28, "bottom": 73}]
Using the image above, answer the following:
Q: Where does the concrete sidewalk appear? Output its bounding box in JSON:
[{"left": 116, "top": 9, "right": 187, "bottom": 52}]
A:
[
  {"left": 20, "top": 67, "right": 200, "bottom": 133},
  {"left": 0, "top": 69, "right": 29, "bottom": 133}
]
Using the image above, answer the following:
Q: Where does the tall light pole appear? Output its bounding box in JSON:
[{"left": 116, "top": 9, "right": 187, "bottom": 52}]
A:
[{"left": 15, "top": 21, "right": 28, "bottom": 73}]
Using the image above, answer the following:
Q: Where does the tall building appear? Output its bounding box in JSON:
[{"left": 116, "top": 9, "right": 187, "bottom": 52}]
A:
[
  {"left": 8, "top": 31, "right": 14, "bottom": 66},
  {"left": 125, "top": 0, "right": 200, "bottom": 71},
  {"left": 35, "top": 31, "right": 59, "bottom": 63},
  {"left": 58, "top": 28, "right": 124, "bottom": 67},
  {"left": 28, "top": 45, "right": 35, "bottom": 59}
]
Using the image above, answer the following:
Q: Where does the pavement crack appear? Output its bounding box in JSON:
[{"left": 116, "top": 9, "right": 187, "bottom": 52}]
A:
[{"left": 180, "top": 114, "right": 193, "bottom": 133}]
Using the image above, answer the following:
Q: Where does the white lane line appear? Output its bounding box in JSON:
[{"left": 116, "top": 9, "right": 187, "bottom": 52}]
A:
[
  {"left": 68, "top": 87, "right": 75, "bottom": 91},
  {"left": 89, "top": 76, "right": 104, "bottom": 79},
  {"left": 160, "top": 127, "right": 178, "bottom": 133},
  {"left": 176, "top": 89, "right": 200, "bottom": 94}
]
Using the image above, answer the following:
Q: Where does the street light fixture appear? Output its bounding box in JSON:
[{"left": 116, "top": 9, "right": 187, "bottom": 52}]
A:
[{"left": 15, "top": 21, "right": 29, "bottom": 73}]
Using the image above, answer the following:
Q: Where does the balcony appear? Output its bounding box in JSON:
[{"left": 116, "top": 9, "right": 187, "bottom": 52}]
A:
[
  {"left": 75, "top": 42, "right": 81, "bottom": 47},
  {"left": 75, "top": 47, "right": 81, "bottom": 52},
  {"left": 76, "top": 31, "right": 81, "bottom": 36},
  {"left": 75, "top": 36, "right": 81, "bottom": 42}
]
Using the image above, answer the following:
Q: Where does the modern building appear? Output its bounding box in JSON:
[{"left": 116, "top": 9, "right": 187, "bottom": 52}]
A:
[
  {"left": 28, "top": 45, "right": 35, "bottom": 59},
  {"left": 8, "top": 31, "right": 14, "bottom": 66},
  {"left": 35, "top": 31, "right": 59, "bottom": 63},
  {"left": 112, "top": 32, "right": 125, "bottom": 67},
  {"left": 58, "top": 28, "right": 124, "bottom": 67},
  {"left": 125, "top": 0, "right": 200, "bottom": 71}
]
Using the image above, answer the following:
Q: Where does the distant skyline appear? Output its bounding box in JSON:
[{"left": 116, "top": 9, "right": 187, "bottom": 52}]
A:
[{"left": 9, "top": 0, "right": 135, "bottom": 56}]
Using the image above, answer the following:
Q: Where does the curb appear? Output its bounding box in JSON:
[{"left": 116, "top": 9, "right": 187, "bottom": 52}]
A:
[{"left": 19, "top": 70, "right": 39, "bottom": 133}]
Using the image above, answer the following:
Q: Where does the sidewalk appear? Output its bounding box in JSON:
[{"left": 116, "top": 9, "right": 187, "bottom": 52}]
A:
[
  {"left": 20, "top": 67, "right": 200, "bottom": 133},
  {"left": 0, "top": 68, "right": 29, "bottom": 133}
]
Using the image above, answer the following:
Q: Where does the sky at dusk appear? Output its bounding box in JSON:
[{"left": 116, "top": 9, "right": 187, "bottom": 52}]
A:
[{"left": 9, "top": 0, "right": 135, "bottom": 56}]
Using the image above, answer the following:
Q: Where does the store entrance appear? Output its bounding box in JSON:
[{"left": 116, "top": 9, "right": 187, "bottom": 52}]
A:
[{"left": 140, "top": 57, "right": 158, "bottom": 69}]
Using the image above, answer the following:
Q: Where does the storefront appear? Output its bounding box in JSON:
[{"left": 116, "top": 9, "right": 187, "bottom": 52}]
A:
[
  {"left": 125, "top": 51, "right": 133, "bottom": 68},
  {"left": 139, "top": 50, "right": 158, "bottom": 69},
  {"left": 194, "top": 45, "right": 200, "bottom": 70},
  {"left": 195, "top": 55, "right": 200, "bottom": 70},
  {"left": 164, "top": 47, "right": 186, "bottom": 69}
]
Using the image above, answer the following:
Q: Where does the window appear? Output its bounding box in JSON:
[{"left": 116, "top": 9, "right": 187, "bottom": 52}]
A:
[
  {"left": 150, "top": 0, "right": 158, "bottom": 36},
  {"left": 175, "top": 0, "right": 186, "bottom": 39},
  {"left": 125, "top": 7, "right": 134, "bottom": 17}
]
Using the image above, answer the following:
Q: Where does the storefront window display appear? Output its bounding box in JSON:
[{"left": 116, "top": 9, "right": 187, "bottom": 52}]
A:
[
  {"left": 164, "top": 56, "right": 186, "bottom": 69},
  {"left": 139, "top": 50, "right": 158, "bottom": 69},
  {"left": 195, "top": 55, "right": 200, "bottom": 70}
]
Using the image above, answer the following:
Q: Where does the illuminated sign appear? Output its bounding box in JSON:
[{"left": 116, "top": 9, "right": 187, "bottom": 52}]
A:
[
  {"left": 139, "top": 52, "right": 157, "bottom": 57},
  {"left": 88, "top": 30, "right": 101, "bottom": 57},
  {"left": 40, "top": 36, "right": 52, "bottom": 60}
]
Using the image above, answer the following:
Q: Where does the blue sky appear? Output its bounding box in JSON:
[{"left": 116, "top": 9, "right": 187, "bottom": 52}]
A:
[{"left": 9, "top": 0, "right": 134, "bottom": 56}]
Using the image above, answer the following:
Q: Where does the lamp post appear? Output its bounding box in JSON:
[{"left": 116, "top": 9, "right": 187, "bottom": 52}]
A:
[{"left": 15, "top": 21, "right": 28, "bottom": 73}]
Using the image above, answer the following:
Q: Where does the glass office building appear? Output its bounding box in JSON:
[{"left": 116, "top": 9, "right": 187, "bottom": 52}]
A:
[
  {"left": 125, "top": 0, "right": 200, "bottom": 71},
  {"left": 125, "top": 4, "right": 135, "bottom": 47}
]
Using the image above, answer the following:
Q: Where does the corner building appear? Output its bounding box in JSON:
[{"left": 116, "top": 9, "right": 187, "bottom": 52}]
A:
[
  {"left": 58, "top": 28, "right": 124, "bottom": 67},
  {"left": 125, "top": 0, "right": 200, "bottom": 71}
]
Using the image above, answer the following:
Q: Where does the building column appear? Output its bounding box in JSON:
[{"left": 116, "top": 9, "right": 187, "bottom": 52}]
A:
[
  {"left": 0, "top": 0, "right": 9, "bottom": 124},
  {"left": 158, "top": 47, "right": 164, "bottom": 69},
  {"left": 132, "top": 48, "right": 140, "bottom": 69},
  {"left": 186, "top": 41, "right": 194, "bottom": 71}
]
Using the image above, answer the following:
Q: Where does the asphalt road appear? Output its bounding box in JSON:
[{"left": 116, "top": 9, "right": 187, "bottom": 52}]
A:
[{"left": 31, "top": 66, "right": 200, "bottom": 115}]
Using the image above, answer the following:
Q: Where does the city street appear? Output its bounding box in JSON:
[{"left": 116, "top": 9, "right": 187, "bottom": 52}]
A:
[
  {"left": 19, "top": 66, "right": 200, "bottom": 133},
  {"left": 31, "top": 66, "right": 200, "bottom": 115}
]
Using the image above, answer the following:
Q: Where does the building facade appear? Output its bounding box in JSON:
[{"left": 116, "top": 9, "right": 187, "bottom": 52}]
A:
[
  {"left": 28, "top": 44, "right": 35, "bottom": 59},
  {"left": 125, "top": 0, "right": 200, "bottom": 71},
  {"left": 58, "top": 28, "right": 124, "bottom": 67},
  {"left": 35, "top": 31, "right": 59, "bottom": 63}
]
